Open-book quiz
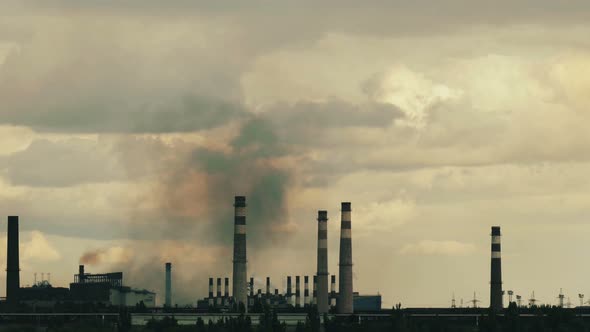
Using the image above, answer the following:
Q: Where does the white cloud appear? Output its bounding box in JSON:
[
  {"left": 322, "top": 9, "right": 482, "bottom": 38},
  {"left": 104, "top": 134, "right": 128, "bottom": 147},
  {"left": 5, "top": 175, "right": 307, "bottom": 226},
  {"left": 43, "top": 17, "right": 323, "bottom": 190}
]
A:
[
  {"left": 21, "top": 231, "right": 61, "bottom": 262},
  {"left": 363, "top": 65, "right": 463, "bottom": 128},
  {"left": 356, "top": 199, "right": 418, "bottom": 232},
  {"left": 399, "top": 240, "right": 476, "bottom": 256}
]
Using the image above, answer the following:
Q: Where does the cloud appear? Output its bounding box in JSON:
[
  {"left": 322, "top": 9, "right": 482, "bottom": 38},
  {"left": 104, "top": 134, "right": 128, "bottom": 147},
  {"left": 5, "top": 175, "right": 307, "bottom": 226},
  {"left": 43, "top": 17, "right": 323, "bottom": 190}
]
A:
[
  {"left": 0, "top": 230, "right": 62, "bottom": 264},
  {"left": 0, "top": 138, "right": 127, "bottom": 187},
  {"left": 0, "top": 16, "right": 247, "bottom": 133},
  {"left": 363, "top": 65, "right": 463, "bottom": 128},
  {"left": 22, "top": 231, "right": 61, "bottom": 262},
  {"left": 399, "top": 240, "right": 476, "bottom": 256}
]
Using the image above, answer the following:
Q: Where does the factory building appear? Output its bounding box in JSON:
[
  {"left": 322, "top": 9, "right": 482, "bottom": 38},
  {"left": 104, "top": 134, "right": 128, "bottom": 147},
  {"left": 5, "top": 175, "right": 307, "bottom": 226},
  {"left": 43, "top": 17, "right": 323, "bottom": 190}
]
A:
[
  {"left": 19, "top": 281, "right": 70, "bottom": 307},
  {"left": 70, "top": 265, "right": 155, "bottom": 307}
]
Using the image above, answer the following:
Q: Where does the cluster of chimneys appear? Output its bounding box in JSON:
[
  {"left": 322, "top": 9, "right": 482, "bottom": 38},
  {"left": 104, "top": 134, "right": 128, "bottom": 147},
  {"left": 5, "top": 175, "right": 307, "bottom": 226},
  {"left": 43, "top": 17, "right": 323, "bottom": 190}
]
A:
[
  {"left": 4, "top": 212, "right": 503, "bottom": 312},
  {"left": 226, "top": 196, "right": 355, "bottom": 314}
]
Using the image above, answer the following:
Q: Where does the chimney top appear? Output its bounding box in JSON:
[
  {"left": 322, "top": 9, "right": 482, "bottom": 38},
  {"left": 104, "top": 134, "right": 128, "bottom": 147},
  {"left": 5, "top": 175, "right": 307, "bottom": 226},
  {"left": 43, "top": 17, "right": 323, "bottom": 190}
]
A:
[
  {"left": 318, "top": 210, "right": 328, "bottom": 220},
  {"left": 341, "top": 202, "right": 351, "bottom": 211},
  {"left": 234, "top": 196, "right": 246, "bottom": 207},
  {"left": 491, "top": 226, "right": 501, "bottom": 236}
]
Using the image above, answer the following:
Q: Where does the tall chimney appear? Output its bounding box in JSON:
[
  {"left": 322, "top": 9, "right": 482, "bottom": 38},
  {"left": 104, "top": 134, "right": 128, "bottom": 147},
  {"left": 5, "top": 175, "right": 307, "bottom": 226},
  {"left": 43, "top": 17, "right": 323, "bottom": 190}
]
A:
[
  {"left": 330, "top": 275, "right": 336, "bottom": 308},
  {"left": 490, "top": 226, "right": 503, "bottom": 310},
  {"left": 232, "top": 196, "right": 248, "bottom": 310},
  {"left": 304, "top": 276, "right": 310, "bottom": 305},
  {"left": 317, "top": 210, "right": 329, "bottom": 313},
  {"left": 295, "top": 276, "right": 301, "bottom": 307},
  {"left": 266, "top": 277, "right": 271, "bottom": 305},
  {"left": 208, "top": 278, "right": 214, "bottom": 306},
  {"left": 224, "top": 277, "right": 230, "bottom": 306},
  {"left": 338, "top": 202, "right": 353, "bottom": 314},
  {"left": 6, "top": 216, "right": 20, "bottom": 303},
  {"left": 313, "top": 275, "right": 318, "bottom": 305},
  {"left": 79, "top": 265, "right": 85, "bottom": 284},
  {"left": 287, "top": 276, "right": 293, "bottom": 306},
  {"left": 165, "top": 262, "right": 172, "bottom": 307},
  {"left": 217, "top": 277, "right": 222, "bottom": 306}
]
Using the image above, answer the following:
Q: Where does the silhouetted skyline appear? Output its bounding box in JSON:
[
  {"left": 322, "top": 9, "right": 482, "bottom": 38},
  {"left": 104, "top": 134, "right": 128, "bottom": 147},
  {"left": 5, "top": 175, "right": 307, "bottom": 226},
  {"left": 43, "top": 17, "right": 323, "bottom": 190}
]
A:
[{"left": 1, "top": 0, "right": 590, "bottom": 309}]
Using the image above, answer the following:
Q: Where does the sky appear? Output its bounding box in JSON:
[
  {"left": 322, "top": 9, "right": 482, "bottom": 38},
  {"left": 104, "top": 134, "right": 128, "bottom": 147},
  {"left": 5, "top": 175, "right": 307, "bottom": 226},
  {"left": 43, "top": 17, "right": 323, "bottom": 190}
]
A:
[{"left": 1, "top": 1, "right": 590, "bottom": 308}]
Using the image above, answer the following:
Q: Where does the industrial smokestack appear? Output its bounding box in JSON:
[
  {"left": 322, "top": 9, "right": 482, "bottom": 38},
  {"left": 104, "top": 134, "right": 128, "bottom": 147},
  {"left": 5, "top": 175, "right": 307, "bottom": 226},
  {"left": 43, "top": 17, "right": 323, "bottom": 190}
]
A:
[
  {"left": 208, "top": 278, "right": 214, "bottom": 306},
  {"left": 165, "top": 262, "right": 172, "bottom": 307},
  {"left": 79, "top": 265, "right": 85, "bottom": 284},
  {"left": 338, "top": 202, "right": 353, "bottom": 314},
  {"left": 217, "top": 277, "right": 222, "bottom": 306},
  {"left": 330, "top": 275, "right": 336, "bottom": 308},
  {"left": 313, "top": 276, "right": 318, "bottom": 305},
  {"left": 224, "top": 277, "right": 230, "bottom": 306},
  {"left": 232, "top": 196, "right": 248, "bottom": 310},
  {"left": 296, "top": 276, "right": 301, "bottom": 307},
  {"left": 266, "top": 277, "right": 271, "bottom": 305},
  {"left": 249, "top": 277, "right": 254, "bottom": 307},
  {"left": 287, "top": 276, "right": 293, "bottom": 306},
  {"left": 490, "top": 226, "right": 503, "bottom": 310},
  {"left": 6, "top": 216, "right": 20, "bottom": 303},
  {"left": 304, "top": 276, "right": 310, "bottom": 305},
  {"left": 317, "top": 210, "right": 329, "bottom": 313}
]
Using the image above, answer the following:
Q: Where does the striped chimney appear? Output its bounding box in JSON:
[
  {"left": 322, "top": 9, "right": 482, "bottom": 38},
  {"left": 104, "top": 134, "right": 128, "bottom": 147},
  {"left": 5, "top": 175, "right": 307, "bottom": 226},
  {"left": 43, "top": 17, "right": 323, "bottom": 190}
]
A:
[
  {"left": 287, "top": 276, "right": 293, "bottom": 306},
  {"left": 338, "top": 202, "right": 353, "bottom": 314},
  {"left": 232, "top": 196, "right": 248, "bottom": 309},
  {"left": 490, "top": 226, "right": 503, "bottom": 310},
  {"left": 304, "top": 276, "right": 310, "bottom": 305},
  {"left": 316, "top": 210, "right": 329, "bottom": 313},
  {"left": 296, "top": 276, "right": 301, "bottom": 307},
  {"left": 330, "top": 275, "right": 336, "bottom": 308},
  {"left": 217, "top": 277, "right": 222, "bottom": 306},
  {"left": 313, "top": 275, "right": 318, "bottom": 306},
  {"left": 208, "top": 278, "right": 214, "bottom": 306}
]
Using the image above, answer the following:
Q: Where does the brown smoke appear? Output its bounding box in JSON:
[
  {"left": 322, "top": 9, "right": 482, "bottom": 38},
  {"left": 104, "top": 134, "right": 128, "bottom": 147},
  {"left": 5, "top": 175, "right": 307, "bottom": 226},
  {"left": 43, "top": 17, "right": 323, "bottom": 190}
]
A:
[{"left": 79, "top": 249, "right": 104, "bottom": 265}]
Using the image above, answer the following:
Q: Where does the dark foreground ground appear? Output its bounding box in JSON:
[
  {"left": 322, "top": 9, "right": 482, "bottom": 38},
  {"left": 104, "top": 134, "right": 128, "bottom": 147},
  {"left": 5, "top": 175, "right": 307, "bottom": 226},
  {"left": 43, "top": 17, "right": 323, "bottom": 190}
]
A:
[{"left": 3, "top": 304, "right": 590, "bottom": 332}]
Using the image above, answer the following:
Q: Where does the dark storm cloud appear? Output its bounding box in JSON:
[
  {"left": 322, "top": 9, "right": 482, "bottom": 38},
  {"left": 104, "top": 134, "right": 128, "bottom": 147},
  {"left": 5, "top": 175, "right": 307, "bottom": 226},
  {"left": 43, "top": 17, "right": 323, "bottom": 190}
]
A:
[{"left": 148, "top": 115, "right": 292, "bottom": 247}]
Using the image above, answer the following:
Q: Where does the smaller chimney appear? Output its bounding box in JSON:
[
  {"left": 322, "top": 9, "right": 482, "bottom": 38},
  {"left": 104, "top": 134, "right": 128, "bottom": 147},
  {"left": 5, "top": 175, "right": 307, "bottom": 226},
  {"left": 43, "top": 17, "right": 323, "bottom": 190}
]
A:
[
  {"left": 208, "top": 278, "right": 214, "bottom": 306},
  {"left": 275, "top": 289, "right": 279, "bottom": 306},
  {"left": 296, "top": 276, "right": 301, "bottom": 307},
  {"left": 224, "top": 277, "right": 229, "bottom": 306},
  {"left": 165, "top": 263, "right": 172, "bottom": 307},
  {"left": 217, "top": 278, "right": 222, "bottom": 306},
  {"left": 330, "top": 275, "right": 336, "bottom": 308},
  {"left": 304, "top": 276, "right": 310, "bottom": 306},
  {"left": 313, "top": 275, "right": 317, "bottom": 305},
  {"left": 266, "top": 277, "right": 271, "bottom": 305},
  {"left": 79, "top": 265, "right": 85, "bottom": 283},
  {"left": 287, "top": 276, "right": 293, "bottom": 306},
  {"left": 249, "top": 277, "right": 254, "bottom": 306}
]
